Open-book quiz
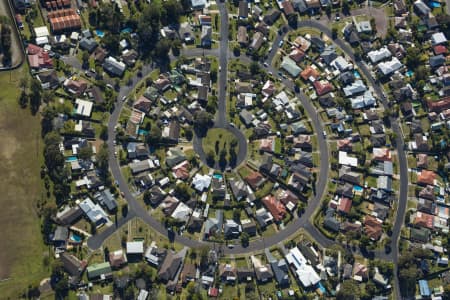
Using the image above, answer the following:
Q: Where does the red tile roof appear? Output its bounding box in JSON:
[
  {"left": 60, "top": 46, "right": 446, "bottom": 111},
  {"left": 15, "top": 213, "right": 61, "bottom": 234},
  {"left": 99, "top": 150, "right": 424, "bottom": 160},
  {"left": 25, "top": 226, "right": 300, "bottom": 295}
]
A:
[
  {"left": 300, "top": 65, "right": 320, "bottom": 81},
  {"left": 313, "top": 80, "right": 333, "bottom": 96},
  {"left": 338, "top": 197, "right": 352, "bottom": 214},
  {"left": 262, "top": 195, "right": 286, "bottom": 222},
  {"left": 427, "top": 97, "right": 450, "bottom": 113},
  {"left": 364, "top": 216, "right": 382, "bottom": 240},
  {"left": 434, "top": 45, "right": 447, "bottom": 55},
  {"left": 27, "top": 44, "right": 53, "bottom": 69},
  {"left": 413, "top": 212, "right": 434, "bottom": 229},
  {"left": 417, "top": 170, "right": 436, "bottom": 186}
]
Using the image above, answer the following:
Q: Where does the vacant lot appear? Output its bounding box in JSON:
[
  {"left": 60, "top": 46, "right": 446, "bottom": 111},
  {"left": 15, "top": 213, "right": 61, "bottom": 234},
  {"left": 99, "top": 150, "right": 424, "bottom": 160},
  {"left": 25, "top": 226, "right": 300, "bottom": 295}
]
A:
[{"left": 0, "top": 67, "right": 49, "bottom": 297}]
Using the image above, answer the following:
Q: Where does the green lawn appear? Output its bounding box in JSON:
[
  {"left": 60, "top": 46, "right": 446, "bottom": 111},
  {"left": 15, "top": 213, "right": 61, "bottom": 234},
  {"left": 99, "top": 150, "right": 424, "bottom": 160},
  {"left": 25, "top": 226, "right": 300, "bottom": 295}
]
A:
[
  {"left": 0, "top": 67, "right": 50, "bottom": 297},
  {"left": 202, "top": 128, "right": 239, "bottom": 160}
]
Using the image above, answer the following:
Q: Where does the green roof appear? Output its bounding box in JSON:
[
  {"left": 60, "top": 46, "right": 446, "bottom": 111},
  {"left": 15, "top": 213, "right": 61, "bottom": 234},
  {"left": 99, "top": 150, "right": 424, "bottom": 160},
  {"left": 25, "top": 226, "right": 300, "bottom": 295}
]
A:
[
  {"left": 87, "top": 262, "right": 112, "bottom": 279},
  {"left": 281, "top": 57, "right": 301, "bottom": 77}
]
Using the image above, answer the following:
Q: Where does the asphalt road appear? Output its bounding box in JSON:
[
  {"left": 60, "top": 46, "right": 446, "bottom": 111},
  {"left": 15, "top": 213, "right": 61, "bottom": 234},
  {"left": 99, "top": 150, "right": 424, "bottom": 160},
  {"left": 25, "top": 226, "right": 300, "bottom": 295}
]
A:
[
  {"left": 87, "top": 19, "right": 408, "bottom": 298},
  {"left": 294, "top": 20, "right": 408, "bottom": 298}
]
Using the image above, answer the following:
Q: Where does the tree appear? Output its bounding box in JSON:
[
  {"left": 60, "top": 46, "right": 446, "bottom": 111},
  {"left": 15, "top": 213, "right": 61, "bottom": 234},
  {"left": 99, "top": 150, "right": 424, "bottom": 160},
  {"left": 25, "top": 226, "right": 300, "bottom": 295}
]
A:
[
  {"left": 102, "top": 33, "right": 120, "bottom": 55},
  {"left": 154, "top": 39, "right": 171, "bottom": 61},
  {"left": 29, "top": 78, "right": 42, "bottom": 114},
  {"left": 174, "top": 183, "right": 190, "bottom": 201},
  {"left": 143, "top": 190, "right": 152, "bottom": 206},
  {"left": 82, "top": 50, "right": 90, "bottom": 66},
  {"left": 96, "top": 143, "right": 109, "bottom": 180},
  {"left": 193, "top": 111, "right": 213, "bottom": 136},
  {"left": 336, "top": 280, "right": 360, "bottom": 300},
  {"left": 332, "top": 27, "right": 338, "bottom": 39},
  {"left": 147, "top": 125, "right": 162, "bottom": 145},
  {"left": 162, "top": 0, "right": 183, "bottom": 23},
  {"left": 185, "top": 127, "right": 193, "bottom": 141},
  {"left": 206, "top": 150, "right": 215, "bottom": 166},
  {"left": 78, "top": 145, "right": 93, "bottom": 160},
  {"left": 249, "top": 61, "right": 260, "bottom": 75},
  {"left": 41, "top": 90, "right": 55, "bottom": 104},
  {"left": 18, "top": 90, "right": 28, "bottom": 108},
  {"left": 241, "top": 232, "right": 250, "bottom": 247},
  {"left": 219, "top": 148, "right": 227, "bottom": 169}
]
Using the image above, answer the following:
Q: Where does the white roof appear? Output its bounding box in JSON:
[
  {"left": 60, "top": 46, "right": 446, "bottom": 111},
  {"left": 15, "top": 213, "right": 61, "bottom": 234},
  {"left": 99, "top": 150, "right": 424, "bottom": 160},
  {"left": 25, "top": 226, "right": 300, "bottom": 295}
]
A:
[
  {"left": 70, "top": 31, "right": 79, "bottom": 40},
  {"left": 331, "top": 56, "right": 351, "bottom": 71},
  {"left": 127, "top": 241, "right": 144, "bottom": 254},
  {"left": 431, "top": 32, "right": 447, "bottom": 46},
  {"left": 171, "top": 202, "right": 192, "bottom": 222},
  {"left": 35, "top": 36, "right": 49, "bottom": 46},
  {"left": 367, "top": 47, "right": 392, "bottom": 64},
  {"left": 192, "top": 173, "right": 212, "bottom": 191},
  {"left": 34, "top": 26, "right": 49, "bottom": 38},
  {"left": 75, "top": 99, "right": 93, "bottom": 117},
  {"left": 79, "top": 198, "right": 109, "bottom": 224},
  {"left": 285, "top": 247, "right": 320, "bottom": 287},
  {"left": 343, "top": 80, "right": 366, "bottom": 97},
  {"left": 378, "top": 57, "right": 403, "bottom": 76},
  {"left": 350, "top": 90, "right": 376, "bottom": 109},
  {"left": 137, "top": 290, "right": 149, "bottom": 300},
  {"left": 339, "top": 151, "right": 358, "bottom": 167}
]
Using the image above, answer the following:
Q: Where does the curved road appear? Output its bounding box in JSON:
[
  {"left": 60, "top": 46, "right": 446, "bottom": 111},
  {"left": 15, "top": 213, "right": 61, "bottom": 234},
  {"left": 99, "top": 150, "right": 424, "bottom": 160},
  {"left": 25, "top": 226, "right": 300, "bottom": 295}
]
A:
[
  {"left": 88, "top": 16, "right": 407, "bottom": 299},
  {"left": 88, "top": 5, "right": 334, "bottom": 253},
  {"left": 292, "top": 20, "right": 408, "bottom": 299}
]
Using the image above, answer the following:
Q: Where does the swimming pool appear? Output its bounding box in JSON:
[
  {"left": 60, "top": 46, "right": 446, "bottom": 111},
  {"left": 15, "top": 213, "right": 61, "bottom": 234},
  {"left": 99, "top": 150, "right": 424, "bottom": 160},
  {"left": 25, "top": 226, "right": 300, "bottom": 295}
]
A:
[
  {"left": 138, "top": 129, "right": 149, "bottom": 136},
  {"left": 353, "top": 185, "right": 364, "bottom": 192},
  {"left": 213, "top": 174, "right": 223, "bottom": 180},
  {"left": 353, "top": 70, "right": 361, "bottom": 79},
  {"left": 95, "top": 30, "right": 105, "bottom": 38},
  {"left": 406, "top": 70, "right": 414, "bottom": 77},
  {"left": 121, "top": 27, "right": 132, "bottom": 34},
  {"left": 69, "top": 233, "right": 82, "bottom": 243},
  {"left": 430, "top": 1, "right": 441, "bottom": 7},
  {"left": 66, "top": 156, "right": 77, "bottom": 162}
]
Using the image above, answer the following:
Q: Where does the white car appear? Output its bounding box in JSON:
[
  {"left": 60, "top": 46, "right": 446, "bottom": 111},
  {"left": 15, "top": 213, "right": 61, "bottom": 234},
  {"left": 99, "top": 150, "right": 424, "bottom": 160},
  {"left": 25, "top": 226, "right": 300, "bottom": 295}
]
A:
[{"left": 278, "top": 40, "right": 284, "bottom": 47}]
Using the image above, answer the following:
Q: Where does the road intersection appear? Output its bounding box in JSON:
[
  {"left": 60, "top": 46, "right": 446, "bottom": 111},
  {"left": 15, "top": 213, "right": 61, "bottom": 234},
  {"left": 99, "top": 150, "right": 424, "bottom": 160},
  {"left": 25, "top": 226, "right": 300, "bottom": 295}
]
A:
[{"left": 84, "top": 10, "right": 408, "bottom": 298}]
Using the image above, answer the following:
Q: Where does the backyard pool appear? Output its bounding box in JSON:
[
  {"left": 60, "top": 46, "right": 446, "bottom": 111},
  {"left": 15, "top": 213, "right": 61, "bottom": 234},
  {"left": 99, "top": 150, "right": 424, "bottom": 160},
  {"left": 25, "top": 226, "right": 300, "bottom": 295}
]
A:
[
  {"left": 121, "top": 27, "right": 132, "bottom": 34},
  {"left": 353, "top": 185, "right": 364, "bottom": 192},
  {"left": 138, "top": 129, "right": 149, "bottom": 136},
  {"left": 353, "top": 70, "right": 361, "bottom": 79},
  {"left": 95, "top": 30, "right": 105, "bottom": 37},
  {"left": 66, "top": 156, "right": 77, "bottom": 162},
  {"left": 430, "top": 1, "right": 441, "bottom": 7},
  {"left": 69, "top": 233, "right": 82, "bottom": 243},
  {"left": 406, "top": 70, "right": 414, "bottom": 77},
  {"left": 213, "top": 174, "right": 223, "bottom": 180}
]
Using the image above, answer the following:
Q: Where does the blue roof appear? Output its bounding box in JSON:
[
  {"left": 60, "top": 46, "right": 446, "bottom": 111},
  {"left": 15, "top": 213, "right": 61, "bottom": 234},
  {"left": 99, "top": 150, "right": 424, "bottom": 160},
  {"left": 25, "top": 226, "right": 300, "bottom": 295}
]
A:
[{"left": 419, "top": 280, "right": 431, "bottom": 297}]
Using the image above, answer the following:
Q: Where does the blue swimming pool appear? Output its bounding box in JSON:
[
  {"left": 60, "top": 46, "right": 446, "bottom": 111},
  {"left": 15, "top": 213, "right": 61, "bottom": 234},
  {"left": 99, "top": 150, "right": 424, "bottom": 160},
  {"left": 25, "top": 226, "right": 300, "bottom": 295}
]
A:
[
  {"left": 430, "top": 1, "right": 441, "bottom": 7},
  {"left": 95, "top": 30, "right": 105, "bottom": 37},
  {"left": 353, "top": 185, "right": 364, "bottom": 192},
  {"left": 70, "top": 233, "right": 82, "bottom": 243},
  {"left": 353, "top": 70, "right": 361, "bottom": 79},
  {"left": 66, "top": 156, "right": 77, "bottom": 162},
  {"left": 406, "top": 70, "right": 414, "bottom": 77},
  {"left": 318, "top": 282, "right": 327, "bottom": 294},
  {"left": 121, "top": 27, "right": 132, "bottom": 34},
  {"left": 138, "top": 129, "right": 149, "bottom": 136},
  {"left": 213, "top": 174, "right": 223, "bottom": 180}
]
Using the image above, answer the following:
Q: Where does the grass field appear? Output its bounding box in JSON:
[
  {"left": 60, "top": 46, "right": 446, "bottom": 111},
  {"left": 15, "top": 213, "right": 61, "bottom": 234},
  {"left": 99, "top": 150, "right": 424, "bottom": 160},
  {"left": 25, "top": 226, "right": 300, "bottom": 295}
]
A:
[
  {"left": 202, "top": 128, "right": 239, "bottom": 161},
  {"left": 0, "top": 67, "right": 50, "bottom": 297}
]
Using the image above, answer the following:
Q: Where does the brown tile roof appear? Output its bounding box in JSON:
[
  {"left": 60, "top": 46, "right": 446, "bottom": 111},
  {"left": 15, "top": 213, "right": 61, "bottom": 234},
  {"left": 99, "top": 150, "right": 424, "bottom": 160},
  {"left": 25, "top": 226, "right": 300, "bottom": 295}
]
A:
[
  {"left": 413, "top": 211, "right": 434, "bottom": 229},
  {"left": 364, "top": 215, "right": 382, "bottom": 240},
  {"left": 428, "top": 97, "right": 450, "bottom": 113},
  {"left": 262, "top": 195, "right": 286, "bottom": 222},
  {"left": 338, "top": 197, "right": 352, "bottom": 214},
  {"left": 300, "top": 65, "right": 320, "bottom": 81},
  {"left": 417, "top": 170, "right": 436, "bottom": 186}
]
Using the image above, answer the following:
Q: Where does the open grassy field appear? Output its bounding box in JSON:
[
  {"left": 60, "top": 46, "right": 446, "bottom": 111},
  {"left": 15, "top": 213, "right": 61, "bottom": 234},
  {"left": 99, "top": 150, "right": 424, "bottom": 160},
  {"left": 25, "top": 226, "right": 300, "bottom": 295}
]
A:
[{"left": 0, "top": 67, "right": 50, "bottom": 297}]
